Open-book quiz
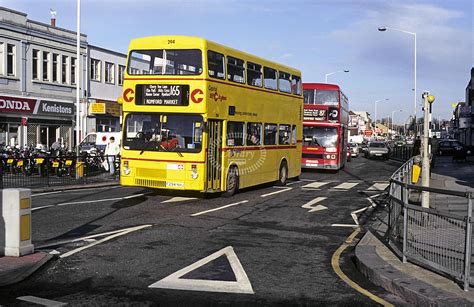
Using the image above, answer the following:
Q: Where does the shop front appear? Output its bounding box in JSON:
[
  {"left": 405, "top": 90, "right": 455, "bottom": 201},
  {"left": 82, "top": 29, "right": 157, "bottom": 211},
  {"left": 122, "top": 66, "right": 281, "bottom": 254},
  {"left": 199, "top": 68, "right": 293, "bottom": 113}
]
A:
[
  {"left": 88, "top": 99, "right": 122, "bottom": 133},
  {"left": 0, "top": 95, "right": 75, "bottom": 149}
]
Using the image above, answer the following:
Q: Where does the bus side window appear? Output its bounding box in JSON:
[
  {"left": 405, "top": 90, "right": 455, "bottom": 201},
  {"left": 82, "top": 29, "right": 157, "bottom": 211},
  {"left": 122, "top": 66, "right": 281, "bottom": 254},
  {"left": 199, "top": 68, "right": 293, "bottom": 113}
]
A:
[
  {"left": 278, "top": 124, "right": 291, "bottom": 145},
  {"left": 227, "top": 56, "right": 245, "bottom": 84},
  {"left": 264, "top": 123, "right": 277, "bottom": 145},
  {"left": 291, "top": 125, "right": 297, "bottom": 145},
  {"left": 208, "top": 50, "right": 225, "bottom": 80},
  {"left": 246, "top": 122, "right": 262, "bottom": 146},
  {"left": 278, "top": 72, "right": 291, "bottom": 93},
  {"left": 227, "top": 122, "right": 244, "bottom": 146},
  {"left": 247, "top": 62, "right": 262, "bottom": 87},
  {"left": 292, "top": 75, "right": 302, "bottom": 95},
  {"left": 263, "top": 67, "right": 277, "bottom": 90}
]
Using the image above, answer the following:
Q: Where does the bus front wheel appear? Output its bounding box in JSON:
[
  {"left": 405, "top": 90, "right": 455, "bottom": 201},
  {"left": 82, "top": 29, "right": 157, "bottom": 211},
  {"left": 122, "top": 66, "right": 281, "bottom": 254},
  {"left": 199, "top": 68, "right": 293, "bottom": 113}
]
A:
[
  {"left": 276, "top": 161, "right": 288, "bottom": 186},
  {"left": 223, "top": 166, "right": 239, "bottom": 197}
]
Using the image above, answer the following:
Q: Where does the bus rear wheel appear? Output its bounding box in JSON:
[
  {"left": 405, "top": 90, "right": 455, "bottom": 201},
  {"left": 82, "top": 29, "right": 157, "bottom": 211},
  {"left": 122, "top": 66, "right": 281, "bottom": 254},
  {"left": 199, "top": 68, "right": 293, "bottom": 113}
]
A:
[
  {"left": 223, "top": 166, "right": 239, "bottom": 197},
  {"left": 276, "top": 161, "right": 288, "bottom": 186}
]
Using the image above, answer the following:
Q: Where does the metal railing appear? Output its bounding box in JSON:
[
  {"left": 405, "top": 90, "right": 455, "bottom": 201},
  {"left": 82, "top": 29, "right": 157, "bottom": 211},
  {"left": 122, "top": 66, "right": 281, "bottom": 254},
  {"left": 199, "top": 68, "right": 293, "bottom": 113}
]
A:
[
  {"left": 0, "top": 155, "right": 119, "bottom": 189},
  {"left": 389, "top": 146, "right": 414, "bottom": 162},
  {"left": 388, "top": 157, "right": 474, "bottom": 291}
]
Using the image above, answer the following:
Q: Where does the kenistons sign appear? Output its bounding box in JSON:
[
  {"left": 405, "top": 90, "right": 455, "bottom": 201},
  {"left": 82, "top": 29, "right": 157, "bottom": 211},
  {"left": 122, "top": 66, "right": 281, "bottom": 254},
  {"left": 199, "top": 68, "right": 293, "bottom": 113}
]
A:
[{"left": 0, "top": 95, "right": 74, "bottom": 117}]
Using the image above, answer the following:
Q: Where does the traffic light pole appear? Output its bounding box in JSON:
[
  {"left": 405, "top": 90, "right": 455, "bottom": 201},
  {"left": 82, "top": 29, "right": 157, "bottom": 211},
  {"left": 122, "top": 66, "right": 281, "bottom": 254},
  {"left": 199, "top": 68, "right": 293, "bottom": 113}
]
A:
[{"left": 421, "top": 92, "right": 435, "bottom": 208}]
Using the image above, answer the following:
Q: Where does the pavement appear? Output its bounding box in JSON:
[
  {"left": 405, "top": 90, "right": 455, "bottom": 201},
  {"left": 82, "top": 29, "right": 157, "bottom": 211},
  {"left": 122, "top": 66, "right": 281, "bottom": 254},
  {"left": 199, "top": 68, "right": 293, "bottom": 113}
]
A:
[
  {"left": 0, "top": 252, "right": 53, "bottom": 287},
  {"left": 356, "top": 155, "right": 474, "bottom": 306}
]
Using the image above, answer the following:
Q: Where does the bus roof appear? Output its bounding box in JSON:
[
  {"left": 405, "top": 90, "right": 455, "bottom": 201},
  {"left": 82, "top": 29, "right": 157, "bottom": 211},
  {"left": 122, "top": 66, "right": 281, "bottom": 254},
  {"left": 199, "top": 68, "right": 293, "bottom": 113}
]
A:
[
  {"left": 128, "top": 35, "right": 301, "bottom": 76},
  {"left": 303, "top": 83, "right": 341, "bottom": 91}
]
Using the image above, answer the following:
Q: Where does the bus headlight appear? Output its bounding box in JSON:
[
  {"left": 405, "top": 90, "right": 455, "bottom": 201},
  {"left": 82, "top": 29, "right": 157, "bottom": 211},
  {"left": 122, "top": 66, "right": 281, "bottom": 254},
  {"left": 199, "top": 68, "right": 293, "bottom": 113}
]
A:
[
  {"left": 191, "top": 171, "right": 199, "bottom": 179},
  {"left": 331, "top": 154, "right": 336, "bottom": 159},
  {"left": 325, "top": 154, "right": 331, "bottom": 159},
  {"left": 123, "top": 161, "right": 131, "bottom": 175}
]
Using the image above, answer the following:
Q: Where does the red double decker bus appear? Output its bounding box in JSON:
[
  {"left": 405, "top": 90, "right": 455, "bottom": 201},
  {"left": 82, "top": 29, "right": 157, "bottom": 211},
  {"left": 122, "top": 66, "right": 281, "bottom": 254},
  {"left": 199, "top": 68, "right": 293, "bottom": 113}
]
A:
[{"left": 302, "top": 83, "right": 349, "bottom": 170}]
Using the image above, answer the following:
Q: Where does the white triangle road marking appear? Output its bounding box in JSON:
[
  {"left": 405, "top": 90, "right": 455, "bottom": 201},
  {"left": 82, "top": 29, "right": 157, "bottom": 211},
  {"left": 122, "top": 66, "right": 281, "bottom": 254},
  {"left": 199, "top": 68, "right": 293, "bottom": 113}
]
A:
[
  {"left": 162, "top": 197, "right": 197, "bottom": 203},
  {"left": 301, "top": 197, "right": 328, "bottom": 213},
  {"left": 149, "top": 246, "right": 254, "bottom": 294}
]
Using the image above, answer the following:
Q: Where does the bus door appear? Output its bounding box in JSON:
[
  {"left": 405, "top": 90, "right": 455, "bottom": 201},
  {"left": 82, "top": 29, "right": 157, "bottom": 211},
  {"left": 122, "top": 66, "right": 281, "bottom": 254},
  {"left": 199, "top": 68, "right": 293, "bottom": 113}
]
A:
[{"left": 206, "top": 120, "right": 222, "bottom": 191}]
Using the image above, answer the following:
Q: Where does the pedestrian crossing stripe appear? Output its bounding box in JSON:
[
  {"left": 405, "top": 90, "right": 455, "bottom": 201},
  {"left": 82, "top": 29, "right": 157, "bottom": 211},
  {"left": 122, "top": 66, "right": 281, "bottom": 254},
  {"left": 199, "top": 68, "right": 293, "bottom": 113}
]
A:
[
  {"left": 367, "top": 182, "right": 389, "bottom": 191},
  {"left": 301, "top": 182, "right": 331, "bottom": 189},
  {"left": 332, "top": 182, "right": 360, "bottom": 190},
  {"left": 149, "top": 246, "right": 254, "bottom": 294}
]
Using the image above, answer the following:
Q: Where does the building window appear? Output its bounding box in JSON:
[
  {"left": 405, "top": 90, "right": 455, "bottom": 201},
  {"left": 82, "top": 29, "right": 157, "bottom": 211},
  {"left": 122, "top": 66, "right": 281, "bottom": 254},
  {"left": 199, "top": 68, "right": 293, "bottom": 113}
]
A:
[
  {"left": 32, "top": 49, "right": 40, "bottom": 80},
  {"left": 90, "top": 58, "right": 101, "bottom": 81},
  {"left": 0, "top": 43, "right": 4, "bottom": 75},
  {"left": 7, "top": 44, "right": 16, "bottom": 77},
  {"left": 52, "top": 54, "right": 59, "bottom": 82},
  {"left": 71, "top": 57, "right": 77, "bottom": 85},
  {"left": 105, "top": 62, "right": 115, "bottom": 84},
  {"left": 118, "top": 65, "right": 125, "bottom": 85},
  {"left": 42, "top": 51, "right": 50, "bottom": 81},
  {"left": 62, "top": 55, "right": 68, "bottom": 84},
  {"left": 263, "top": 67, "right": 277, "bottom": 90}
]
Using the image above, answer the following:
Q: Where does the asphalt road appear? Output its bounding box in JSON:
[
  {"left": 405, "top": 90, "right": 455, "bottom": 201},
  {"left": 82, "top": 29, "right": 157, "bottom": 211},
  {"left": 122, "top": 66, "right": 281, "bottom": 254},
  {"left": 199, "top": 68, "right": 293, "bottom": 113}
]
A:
[{"left": 1, "top": 156, "right": 407, "bottom": 306}]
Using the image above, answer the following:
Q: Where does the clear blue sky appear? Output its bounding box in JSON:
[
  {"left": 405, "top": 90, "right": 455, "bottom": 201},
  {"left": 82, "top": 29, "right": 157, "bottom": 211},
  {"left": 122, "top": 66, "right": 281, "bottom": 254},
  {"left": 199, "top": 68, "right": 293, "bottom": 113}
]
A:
[{"left": 1, "top": 0, "right": 472, "bottom": 123}]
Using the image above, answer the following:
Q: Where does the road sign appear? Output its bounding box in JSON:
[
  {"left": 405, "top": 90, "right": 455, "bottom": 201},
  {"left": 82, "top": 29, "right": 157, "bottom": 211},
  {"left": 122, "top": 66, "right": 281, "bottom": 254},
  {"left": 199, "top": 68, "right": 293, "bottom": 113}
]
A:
[{"left": 364, "top": 130, "right": 373, "bottom": 137}]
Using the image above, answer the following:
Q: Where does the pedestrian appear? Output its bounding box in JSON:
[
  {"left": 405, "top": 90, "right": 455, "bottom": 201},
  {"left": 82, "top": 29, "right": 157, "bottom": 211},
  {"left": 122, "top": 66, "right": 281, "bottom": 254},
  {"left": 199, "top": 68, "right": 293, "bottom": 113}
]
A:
[{"left": 104, "top": 136, "right": 120, "bottom": 176}]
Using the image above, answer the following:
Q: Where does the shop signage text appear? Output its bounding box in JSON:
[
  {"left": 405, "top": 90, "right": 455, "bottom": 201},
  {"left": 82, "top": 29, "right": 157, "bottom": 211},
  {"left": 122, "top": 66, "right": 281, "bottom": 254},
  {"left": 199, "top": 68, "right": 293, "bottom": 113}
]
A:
[
  {"left": 0, "top": 96, "right": 37, "bottom": 113},
  {"left": 0, "top": 95, "right": 74, "bottom": 117}
]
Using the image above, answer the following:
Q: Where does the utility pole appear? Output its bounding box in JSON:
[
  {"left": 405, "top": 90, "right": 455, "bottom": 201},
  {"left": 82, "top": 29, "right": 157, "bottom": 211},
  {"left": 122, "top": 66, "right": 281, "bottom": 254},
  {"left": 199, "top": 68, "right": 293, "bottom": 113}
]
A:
[{"left": 421, "top": 92, "right": 435, "bottom": 208}]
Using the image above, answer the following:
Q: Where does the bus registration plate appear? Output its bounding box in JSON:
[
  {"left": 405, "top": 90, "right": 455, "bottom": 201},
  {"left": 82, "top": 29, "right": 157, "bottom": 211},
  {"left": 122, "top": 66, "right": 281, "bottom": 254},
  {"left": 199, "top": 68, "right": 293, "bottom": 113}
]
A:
[{"left": 138, "top": 84, "right": 189, "bottom": 106}]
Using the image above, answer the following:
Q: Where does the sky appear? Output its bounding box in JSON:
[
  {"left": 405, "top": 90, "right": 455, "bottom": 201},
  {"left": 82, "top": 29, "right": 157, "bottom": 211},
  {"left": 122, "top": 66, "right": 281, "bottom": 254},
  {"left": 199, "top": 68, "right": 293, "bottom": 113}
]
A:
[{"left": 1, "top": 0, "right": 472, "bottom": 124}]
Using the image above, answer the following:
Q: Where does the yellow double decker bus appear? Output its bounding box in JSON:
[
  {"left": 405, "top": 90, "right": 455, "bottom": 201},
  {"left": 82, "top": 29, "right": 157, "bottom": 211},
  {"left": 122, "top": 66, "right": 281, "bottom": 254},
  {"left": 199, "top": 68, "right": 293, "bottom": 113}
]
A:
[{"left": 118, "top": 36, "right": 303, "bottom": 196}]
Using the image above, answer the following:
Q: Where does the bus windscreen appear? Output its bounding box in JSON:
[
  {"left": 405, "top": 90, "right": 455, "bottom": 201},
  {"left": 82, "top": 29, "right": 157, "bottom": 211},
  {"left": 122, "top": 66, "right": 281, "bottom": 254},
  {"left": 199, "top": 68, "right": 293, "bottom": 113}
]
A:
[
  {"left": 303, "top": 126, "right": 337, "bottom": 148},
  {"left": 128, "top": 49, "right": 202, "bottom": 76},
  {"left": 304, "top": 89, "right": 338, "bottom": 106}
]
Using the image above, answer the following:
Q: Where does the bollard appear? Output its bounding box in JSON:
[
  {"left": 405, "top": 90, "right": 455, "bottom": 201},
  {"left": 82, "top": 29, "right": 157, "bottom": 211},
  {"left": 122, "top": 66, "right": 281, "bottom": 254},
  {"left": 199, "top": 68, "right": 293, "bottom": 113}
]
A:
[{"left": 1, "top": 188, "right": 34, "bottom": 257}]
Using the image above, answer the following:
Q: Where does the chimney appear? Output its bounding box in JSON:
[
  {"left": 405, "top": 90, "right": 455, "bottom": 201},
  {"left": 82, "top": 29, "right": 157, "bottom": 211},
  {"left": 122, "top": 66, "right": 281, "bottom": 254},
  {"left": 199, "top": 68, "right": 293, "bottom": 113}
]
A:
[{"left": 50, "top": 9, "right": 57, "bottom": 27}]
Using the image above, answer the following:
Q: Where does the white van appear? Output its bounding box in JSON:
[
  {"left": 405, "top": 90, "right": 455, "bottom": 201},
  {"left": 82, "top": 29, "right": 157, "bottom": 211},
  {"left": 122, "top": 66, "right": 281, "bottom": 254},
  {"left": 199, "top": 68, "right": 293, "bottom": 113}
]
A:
[{"left": 79, "top": 132, "right": 121, "bottom": 153}]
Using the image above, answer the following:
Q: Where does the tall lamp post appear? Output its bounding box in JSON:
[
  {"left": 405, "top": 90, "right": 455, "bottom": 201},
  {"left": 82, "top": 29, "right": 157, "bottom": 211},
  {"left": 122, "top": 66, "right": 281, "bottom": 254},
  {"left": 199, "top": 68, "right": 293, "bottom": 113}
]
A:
[
  {"left": 391, "top": 109, "right": 402, "bottom": 135},
  {"left": 374, "top": 98, "right": 389, "bottom": 133},
  {"left": 325, "top": 70, "right": 349, "bottom": 83},
  {"left": 378, "top": 26, "right": 417, "bottom": 135},
  {"left": 76, "top": 0, "right": 81, "bottom": 157}
]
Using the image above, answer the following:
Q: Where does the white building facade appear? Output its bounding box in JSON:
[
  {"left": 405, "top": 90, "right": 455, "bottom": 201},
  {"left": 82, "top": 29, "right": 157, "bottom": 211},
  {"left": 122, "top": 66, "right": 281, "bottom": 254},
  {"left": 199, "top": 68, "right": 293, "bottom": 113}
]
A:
[{"left": 0, "top": 7, "right": 87, "bottom": 149}]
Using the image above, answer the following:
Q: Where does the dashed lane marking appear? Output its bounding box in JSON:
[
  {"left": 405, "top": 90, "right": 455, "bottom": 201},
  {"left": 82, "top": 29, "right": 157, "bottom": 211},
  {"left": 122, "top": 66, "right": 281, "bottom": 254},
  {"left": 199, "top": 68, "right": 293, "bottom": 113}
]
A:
[
  {"left": 332, "top": 182, "right": 360, "bottom": 190},
  {"left": 301, "top": 197, "right": 328, "bottom": 213},
  {"left": 162, "top": 197, "right": 197, "bottom": 203},
  {"left": 31, "top": 193, "right": 149, "bottom": 211},
  {"left": 301, "top": 181, "right": 331, "bottom": 189},
  {"left": 59, "top": 224, "right": 152, "bottom": 258},
  {"left": 260, "top": 187, "right": 292, "bottom": 197},
  {"left": 191, "top": 200, "right": 249, "bottom": 217},
  {"left": 149, "top": 246, "right": 254, "bottom": 294},
  {"left": 331, "top": 229, "right": 394, "bottom": 307},
  {"left": 17, "top": 296, "right": 66, "bottom": 306}
]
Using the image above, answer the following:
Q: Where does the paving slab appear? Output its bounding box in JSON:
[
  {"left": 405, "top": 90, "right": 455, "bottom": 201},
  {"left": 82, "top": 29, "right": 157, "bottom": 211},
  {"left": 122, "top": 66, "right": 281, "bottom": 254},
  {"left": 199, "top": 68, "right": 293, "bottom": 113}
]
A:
[{"left": 0, "top": 252, "right": 53, "bottom": 287}]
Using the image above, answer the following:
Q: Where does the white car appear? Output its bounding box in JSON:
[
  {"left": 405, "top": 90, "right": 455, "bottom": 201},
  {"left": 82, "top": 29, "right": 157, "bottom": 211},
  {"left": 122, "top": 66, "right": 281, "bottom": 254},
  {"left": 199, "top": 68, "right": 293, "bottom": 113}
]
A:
[{"left": 349, "top": 143, "right": 359, "bottom": 157}]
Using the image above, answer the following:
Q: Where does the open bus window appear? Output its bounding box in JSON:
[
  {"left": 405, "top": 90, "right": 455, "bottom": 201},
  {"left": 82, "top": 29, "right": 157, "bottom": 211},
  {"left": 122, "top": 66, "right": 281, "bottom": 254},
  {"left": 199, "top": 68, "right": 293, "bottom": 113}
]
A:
[
  {"left": 278, "top": 124, "right": 291, "bottom": 145},
  {"left": 128, "top": 49, "right": 202, "bottom": 76},
  {"left": 124, "top": 113, "right": 203, "bottom": 152},
  {"left": 263, "top": 67, "right": 277, "bottom": 90},
  {"left": 303, "top": 126, "right": 337, "bottom": 148},
  {"left": 246, "top": 123, "right": 261, "bottom": 146},
  {"left": 264, "top": 123, "right": 277, "bottom": 145}
]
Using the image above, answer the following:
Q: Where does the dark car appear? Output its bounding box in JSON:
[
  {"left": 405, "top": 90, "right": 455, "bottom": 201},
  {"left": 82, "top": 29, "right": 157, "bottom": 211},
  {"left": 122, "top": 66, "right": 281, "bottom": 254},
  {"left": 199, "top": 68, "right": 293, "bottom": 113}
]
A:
[{"left": 438, "top": 140, "right": 466, "bottom": 156}]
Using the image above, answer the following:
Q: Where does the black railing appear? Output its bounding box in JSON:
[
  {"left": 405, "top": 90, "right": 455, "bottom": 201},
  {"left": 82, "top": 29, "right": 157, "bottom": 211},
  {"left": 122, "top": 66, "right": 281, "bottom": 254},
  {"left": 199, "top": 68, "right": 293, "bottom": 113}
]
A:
[
  {"left": 389, "top": 146, "right": 414, "bottom": 162},
  {"left": 0, "top": 155, "right": 119, "bottom": 189}
]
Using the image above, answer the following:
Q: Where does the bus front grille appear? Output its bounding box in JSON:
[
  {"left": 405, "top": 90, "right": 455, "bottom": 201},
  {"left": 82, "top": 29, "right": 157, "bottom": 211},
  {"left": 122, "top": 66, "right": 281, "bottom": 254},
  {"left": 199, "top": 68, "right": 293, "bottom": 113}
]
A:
[
  {"left": 302, "top": 153, "right": 324, "bottom": 159},
  {"left": 135, "top": 178, "right": 166, "bottom": 188}
]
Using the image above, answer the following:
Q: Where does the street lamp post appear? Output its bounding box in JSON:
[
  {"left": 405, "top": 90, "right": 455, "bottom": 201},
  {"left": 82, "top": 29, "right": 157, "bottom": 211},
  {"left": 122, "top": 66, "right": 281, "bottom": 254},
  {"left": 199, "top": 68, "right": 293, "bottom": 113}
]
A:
[
  {"left": 76, "top": 0, "right": 81, "bottom": 158},
  {"left": 325, "top": 70, "right": 349, "bottom": 83},
  {"left": 391, "top": 110, "right": 402, "bottom": 135},
  {"left": 378, "top": 26, "right": 417, "bottom": 135},
  {"left": 374, "top": 98, "right": 389, "bottom": 134}
]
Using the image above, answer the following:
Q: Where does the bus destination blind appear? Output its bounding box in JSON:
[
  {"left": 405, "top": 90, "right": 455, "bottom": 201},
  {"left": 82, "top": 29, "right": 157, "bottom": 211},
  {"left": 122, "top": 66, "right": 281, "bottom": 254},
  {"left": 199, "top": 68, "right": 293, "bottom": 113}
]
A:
[
  {"left": 137, "top": 84, "right": 189, "bottom": 106},
  {"left": 304, "top": 109, "right": 327, "bottom": 121}
]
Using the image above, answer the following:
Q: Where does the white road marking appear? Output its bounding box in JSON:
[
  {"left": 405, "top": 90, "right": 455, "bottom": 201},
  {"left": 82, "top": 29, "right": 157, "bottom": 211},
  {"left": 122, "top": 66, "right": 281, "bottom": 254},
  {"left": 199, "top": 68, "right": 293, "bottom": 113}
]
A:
[
  {"left": 17, "top": 296, "right": 66, "bottom": 306},
  {"left": 332, "top": 182, "right": 360, "bottom": 190},
  {"left": 260, "top": 187, "right": 292, "bottom": 197},
  {"left": 300, "top": 179, "right": 315, "bottom": 182},
  {"left": 32, "top": 193, "right": 148, "bottom": 211},
  {"left": 301, "top": 197, "right": 328, "bottom": 213},
  {"left": 32, "top": 191, "right": 62, "bottom": 197},
  {"left": 32, "top": 186, "right": 120, "bottom": 197},
  {"left": 286, "top": 180, "right": 301, "bottom": 186},
  {"left": 332, "top": 197, "right": 378, "bottom": 228},
  {"left": 331, "top": 224, "right": 359, "bottom": 228},
  {"left": 367, "top": 182, "right": 389, "bottom": 191},
  {"left": 37, "top": 225, "right": 153, "bottom": 249},
  {"left": 149, "top": 246, "right": 254, "bottom": 294},
  {"left": 191, "top": 200, "right": 249, "bottom": 217},
  {"left": 59, "top": 224, "right": 152, "bottom": 258},
  {"left": 301, "top": 182, "right": 330, "bottom": 189},
  {"left": 162, "top": 197, "right": 197, "bottom": 203}
]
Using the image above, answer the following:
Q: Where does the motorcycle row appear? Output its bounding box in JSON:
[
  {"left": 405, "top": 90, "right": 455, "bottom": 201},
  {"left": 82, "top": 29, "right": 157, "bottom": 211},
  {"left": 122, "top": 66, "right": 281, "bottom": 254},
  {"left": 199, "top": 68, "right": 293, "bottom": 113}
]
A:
[{"left": 0, "top": 144, "right": 111, "bottom": 177}]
